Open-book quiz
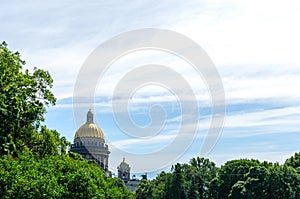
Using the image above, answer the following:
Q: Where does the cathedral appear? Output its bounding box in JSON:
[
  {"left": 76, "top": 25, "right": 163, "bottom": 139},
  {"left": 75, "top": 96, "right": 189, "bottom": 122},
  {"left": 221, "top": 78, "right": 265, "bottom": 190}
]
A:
[
  {"left": 70, "top": 109, "right": 140, "bottom": 191},
  {"left": 70, "top": 109, "right": 110, "bottom": 172}
]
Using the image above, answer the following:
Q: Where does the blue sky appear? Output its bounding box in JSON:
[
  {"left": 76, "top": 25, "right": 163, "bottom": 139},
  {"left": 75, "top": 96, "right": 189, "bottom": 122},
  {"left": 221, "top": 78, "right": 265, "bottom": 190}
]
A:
[{"left": 1, "top": 0, "right": 300, "bottom": 178}]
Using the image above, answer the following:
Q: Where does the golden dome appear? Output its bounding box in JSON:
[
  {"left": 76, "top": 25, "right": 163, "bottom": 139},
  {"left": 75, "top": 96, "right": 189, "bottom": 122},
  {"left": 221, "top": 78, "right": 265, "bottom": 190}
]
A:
[
  {"left": 75, "top": 123, "right": 104, "bottom": 139},
  {"left": 74, "top": 109, "right": 104, "bottom": 139}
]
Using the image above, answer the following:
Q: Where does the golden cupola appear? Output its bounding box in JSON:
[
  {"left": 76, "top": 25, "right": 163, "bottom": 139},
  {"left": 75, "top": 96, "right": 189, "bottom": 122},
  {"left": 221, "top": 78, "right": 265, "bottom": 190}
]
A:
[{"left": 74, "top": 109, "right": 104, "bottom": 139}]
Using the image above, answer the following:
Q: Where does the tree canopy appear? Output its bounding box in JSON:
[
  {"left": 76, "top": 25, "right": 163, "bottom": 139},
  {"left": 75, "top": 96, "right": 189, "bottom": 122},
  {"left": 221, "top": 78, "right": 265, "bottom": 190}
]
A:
[
  {"left": 136, "top": 156, "right": 300, "bottom": 199},
  {"left": 0, "top": 41, "right": 57, "bottom": 156},
  {"left": 0, "top": 151, "right": 135, "bottom": 198}
]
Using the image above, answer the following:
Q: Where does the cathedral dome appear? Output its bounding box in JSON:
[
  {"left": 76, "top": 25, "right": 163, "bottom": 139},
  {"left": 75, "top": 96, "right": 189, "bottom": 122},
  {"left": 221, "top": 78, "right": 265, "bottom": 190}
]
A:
[
  {"left": 74, "top": 109, "right": 104, "bottom": 139},
  {"left": 75, "top": 123, "right": 104, "bottom": 138}
]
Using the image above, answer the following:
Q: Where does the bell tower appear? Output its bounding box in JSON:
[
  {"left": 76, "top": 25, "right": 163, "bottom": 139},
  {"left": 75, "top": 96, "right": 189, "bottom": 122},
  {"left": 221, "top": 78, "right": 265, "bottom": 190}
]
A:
[{"left": 117, "top": 157, "right": 131, "bottom": 181}]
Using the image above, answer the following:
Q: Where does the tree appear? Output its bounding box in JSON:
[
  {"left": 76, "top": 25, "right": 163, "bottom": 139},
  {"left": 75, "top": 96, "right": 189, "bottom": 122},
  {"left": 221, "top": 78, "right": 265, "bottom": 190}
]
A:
[
  {"left": 151, "top": 171, "right": 170, "bottom": 199},
  {"left": 228, "top": 166, "right": 270, "bottom": 199},
  {"left": 59, "top": 136, "right": 71, "bottom": 155},
  {"left": 170, "top": 163, "right": 186, "bottom": 199},
  {"left": 32, "top": 126, "right": 70, "bottom": 157},
  {"left": 136, "top": 179, "right": 152, "bottom": 199},
  {"left": 136, "top": 157, "right": 217, "bottom": 199},
  {"left": 227, "top": 162, "right": 300, "bottom": 199},
  {"left": 0, "top": 42, "right": 56, "bottom": 156},
  {"left": 0, "top": 152, "right": 135, "bottom": 198},
  {"left": 105, "top": 177, "right": 135, "bottom": 199},
  {"left": 135, "top": 155, "right": 300, "bottom": 199},
  {"left": 285, "top": 152, "right": 300, "bottom": 171},
  {"left": 270, "top": 164, "right": 299, "bottom": 198},
  {"left": 187, "top": 157, "right": 217, "bottom": 199},
  {"left": 208, "top": 159, "right": 260, "bottom": 198}
]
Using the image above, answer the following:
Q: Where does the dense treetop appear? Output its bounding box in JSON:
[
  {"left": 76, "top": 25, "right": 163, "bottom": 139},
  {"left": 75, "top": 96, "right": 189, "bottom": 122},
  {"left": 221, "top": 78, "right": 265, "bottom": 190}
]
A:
[
  {"left": 136, "top": 155, "right": 300, "bottom": 199},
  {"left": 0, "top": 151, "right": 135, "bottom": 199},
  {"left": 0, "top": 41, "right": 58, "bottom": 156}
]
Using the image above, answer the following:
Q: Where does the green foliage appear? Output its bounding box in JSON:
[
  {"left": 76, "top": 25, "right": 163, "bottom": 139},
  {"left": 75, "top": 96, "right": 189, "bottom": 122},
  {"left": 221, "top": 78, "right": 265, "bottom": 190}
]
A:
[
  {"left": 0, "top": 152, "right": 135, "bottom": 199},
  {"left": 136, "top": 179, "right": 152, "bottom": 199},
  {"left": 137, "top": 156, "right": 300, "bottom": 199},
  {"left": 32, "top": 126, "right": 70, "bottom": 157},
  {"left": 185, "top": 157, "right": 217, "bottom": 199},
  {"left": 105, "top": 178, "right": 136, "bottom": 199},
  {"left": 0, "top": 42, "right": 56, "bottom": 156},
  {"left": 227, "top": 164, "right": 300, "bottom": 199},
  {"left": 151, "top": 172, "right": 170, "bottom": 199},
  {"left": 136, "top": 157, "right": 217, "bottom": 199},
  {"left": 212, "top": 159, "right": 300, "bottom": 199},
  {"left": 285, "top": 152, "right": 300, "bottom": 170},
  {"left": 170, "top": 163, "right": 186, "bottom": 199},
  {"left": 210, "top": 159, "right": 260, "bottom": 198}
]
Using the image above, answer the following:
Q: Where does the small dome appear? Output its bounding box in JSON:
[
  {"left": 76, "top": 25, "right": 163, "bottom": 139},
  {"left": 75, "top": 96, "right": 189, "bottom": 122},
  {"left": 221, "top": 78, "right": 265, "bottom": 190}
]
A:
[
  {"left": 75, "top": 123, "right": 104, "bottom": 139},
  {"left": 121, "top": 157, "right": 129, "bottom": 165},
  {"left": 118, "top": 157, "right": 130, "bottom": 168},
  {"left": 74, "top": 109, "right": 104, "bottom": 139}
]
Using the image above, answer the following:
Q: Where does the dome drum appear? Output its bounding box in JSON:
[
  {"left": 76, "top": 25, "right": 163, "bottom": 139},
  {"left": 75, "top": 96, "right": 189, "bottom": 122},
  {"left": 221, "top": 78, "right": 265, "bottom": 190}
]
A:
[
  {"left": 73, "top": 137, "right": 106, "bottom": 146},
  {"left": 70, "top": 144, "right": 110, "bottom": 155}
]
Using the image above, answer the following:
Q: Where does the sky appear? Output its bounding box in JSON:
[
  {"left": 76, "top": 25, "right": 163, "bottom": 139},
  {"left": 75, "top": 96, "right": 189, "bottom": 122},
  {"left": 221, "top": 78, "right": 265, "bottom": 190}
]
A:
[{"left": 1, "top": 0, "right": 300, "bottom": 178}]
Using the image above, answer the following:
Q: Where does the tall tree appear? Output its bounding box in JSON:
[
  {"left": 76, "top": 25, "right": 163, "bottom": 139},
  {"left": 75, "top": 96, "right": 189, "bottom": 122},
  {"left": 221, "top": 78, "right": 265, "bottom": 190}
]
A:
[
  {"left": 170, "top": 163, "right": 186, "bottom": 199},
  {"left": 208, "top": 159, "right": 260, "bottom": 198},
  {"left": 188, "top": 157, "right": 217, "bottom": 199},
  {"left": 0, "top": 42, "right": 56, "bottom": 155},
  {"left": 136, "top": 179, "right": 152, "bottom": 199}
]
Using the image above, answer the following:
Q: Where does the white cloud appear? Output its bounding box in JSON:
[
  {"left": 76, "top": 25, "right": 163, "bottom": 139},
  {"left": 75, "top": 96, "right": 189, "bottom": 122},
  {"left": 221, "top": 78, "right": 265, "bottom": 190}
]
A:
[
  {"left": 208, "top": 151, "right": 295, "bottom": 166},
  {"left": 225, "top": 105, "right": 300, "bottom": 127},
  {"left": 176, "top": 0, "right": 300, "bottom": 66}
]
